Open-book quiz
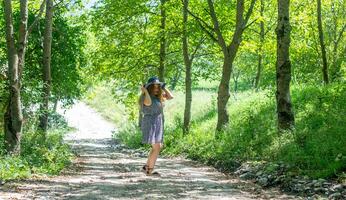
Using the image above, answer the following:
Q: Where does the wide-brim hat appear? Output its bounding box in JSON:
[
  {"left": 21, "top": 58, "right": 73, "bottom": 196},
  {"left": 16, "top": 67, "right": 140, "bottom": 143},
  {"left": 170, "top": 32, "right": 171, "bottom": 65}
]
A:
[{"left": 144, "top": 76, "right": 163, "bottom": 88}]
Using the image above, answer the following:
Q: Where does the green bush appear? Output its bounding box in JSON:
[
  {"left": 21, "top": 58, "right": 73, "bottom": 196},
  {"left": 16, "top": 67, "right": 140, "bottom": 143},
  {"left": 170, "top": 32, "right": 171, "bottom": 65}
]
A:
[
  {"left": 0, "top": 156, "right": 31, "bottom": 180},
  {"left": 277, "top": 83, "right": 346, "bottom": 178},
  {"left": 20, "top": 129, "right": 73, "bottom": 175},
  {"left": 0, "top": 112, "right": 73, "bottom": 181}
]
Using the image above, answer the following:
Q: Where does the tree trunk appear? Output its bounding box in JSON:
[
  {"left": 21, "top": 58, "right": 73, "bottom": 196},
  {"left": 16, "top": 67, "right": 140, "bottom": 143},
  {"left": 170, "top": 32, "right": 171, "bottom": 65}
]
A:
[
  {"left": 182, "top": 0, "right": 192, "bottom": 134},
  {"left": 255, "top": 0, "right": 264, "bottom": 89},
  {"left": 216, "top": 54, "right": 232, "bottom": 131},
  {"left": 3, "top": 0, "right": 28, "bottom": 154},
  {"left": 330, "top": 2, "right": 346, "bottom": 81},
  {"left": 276, "top": 0, "right": 294, "bottom": 130},
  {"left": 317, "top": 0, "right": 329, "bottom": 84},
  {"left": 158, "top": 0, "right": 166, "bottom": 82},
  {"left": 39, "top": 0, "right": 53, "bottom": 132},
  {"left": 207, "top": 0, "right": 256, "bottom": 131}
]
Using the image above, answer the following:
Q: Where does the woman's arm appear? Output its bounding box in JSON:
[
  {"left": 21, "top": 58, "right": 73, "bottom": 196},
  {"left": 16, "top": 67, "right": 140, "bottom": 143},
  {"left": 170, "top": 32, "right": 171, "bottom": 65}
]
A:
[
  {"left": 163, "top": 87, "right": 174, "bottom": 100},
  {"left": 141, "top": 85, "right": 152, "bottom": 106}
]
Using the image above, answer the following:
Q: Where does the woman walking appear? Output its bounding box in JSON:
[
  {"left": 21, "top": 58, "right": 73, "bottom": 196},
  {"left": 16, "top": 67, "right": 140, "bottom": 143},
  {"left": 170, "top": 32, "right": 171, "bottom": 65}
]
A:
[{"left": 139, "top": 77, "right": 174, "bottom": 176}]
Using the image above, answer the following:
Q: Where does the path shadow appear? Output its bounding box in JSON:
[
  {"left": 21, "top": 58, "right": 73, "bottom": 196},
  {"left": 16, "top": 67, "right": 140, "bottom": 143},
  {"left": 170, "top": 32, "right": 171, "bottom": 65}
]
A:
[{"left": 0, "top": 102, "right": 297, "bottom": 200}]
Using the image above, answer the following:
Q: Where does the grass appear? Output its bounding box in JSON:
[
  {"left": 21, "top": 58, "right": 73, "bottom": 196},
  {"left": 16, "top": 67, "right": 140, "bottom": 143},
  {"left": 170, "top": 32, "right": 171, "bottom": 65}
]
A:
[
  {"left": 0, "top": 113, "right": 74, "bottom": 181},
  {"left": 84, "top": 84, "right": 127, "bottom": 124},
  {"left": 86, "top": 81, "right": 346, "bottom": 180}
]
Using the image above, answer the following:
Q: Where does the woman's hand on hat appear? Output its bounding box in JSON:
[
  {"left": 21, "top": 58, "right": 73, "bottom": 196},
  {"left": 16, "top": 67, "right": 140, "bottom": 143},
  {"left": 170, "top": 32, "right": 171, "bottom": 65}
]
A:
[
  {"left": 161, "top": 82, "right": 166, "bottom": 90},
  {"left": 141, "top": 85, "right": 148, "bottom": 94}
]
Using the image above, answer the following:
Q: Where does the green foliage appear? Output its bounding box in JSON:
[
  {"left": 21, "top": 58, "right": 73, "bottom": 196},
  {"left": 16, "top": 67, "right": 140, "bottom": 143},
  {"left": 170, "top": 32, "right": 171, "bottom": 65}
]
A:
[
  {"left": 277, "top": 83, "right": 346, "bottom": 178},
  {"left": 0, "top": 156, "right": 31, "bottom": 181},
  {"left": 22, "top": 10, "right": 86, "bottom": 108},
  {"left": 0, "top": 114, "right": 73, "bottom": 181},
  {"left": 0, "top": 0, "right": 345, "bottom": 184},
  {"left": 1, "top": 4, "right": 88, "bottom": 176},
  {"left": 83, "top": 82, "right": 128, "bottom": 123},
  {"left": 116, "top": 123, "right": 143, "bottom": 149},
  {"left": 86, "top": 0, "right": 220, "bottom": 104},
  {"left": 20, "top": 129, "right": 73, "bottom": 175}
]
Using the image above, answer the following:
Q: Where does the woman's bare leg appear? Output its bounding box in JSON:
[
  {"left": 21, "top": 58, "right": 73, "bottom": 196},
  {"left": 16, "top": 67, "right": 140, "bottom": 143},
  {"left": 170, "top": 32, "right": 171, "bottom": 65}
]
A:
[{"left": 146, "top": 143, "right": 162, "bottom": 169}]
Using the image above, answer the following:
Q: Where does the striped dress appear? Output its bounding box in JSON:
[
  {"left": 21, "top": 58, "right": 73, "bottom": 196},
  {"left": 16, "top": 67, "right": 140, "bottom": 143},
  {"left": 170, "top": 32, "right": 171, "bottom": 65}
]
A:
[{"left": 140, "top": 95, "right": 165, "bottom": 144}]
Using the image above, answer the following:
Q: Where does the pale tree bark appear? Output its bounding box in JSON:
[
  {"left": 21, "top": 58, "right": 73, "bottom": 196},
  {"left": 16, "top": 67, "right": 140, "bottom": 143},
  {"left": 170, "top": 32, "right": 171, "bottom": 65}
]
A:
[
  {"left": 317, "top": 0, "right": 329, "bottom": 84},
  {"left": 39, "top": 0, "right": 53, "bottom": 132},
  {"left": 276, "top": 0, "right": 294, "bottom": 130},
  {"left": 207, "top": 0, "right": 256, "bottom": 132},
  {"left": 254, "top": 0, "right": 265, "bottom": 89},
  {"left": 158, "top": 0, "right": 166, "bottom": 82},
  {"left": 3, "top": 0, "right": 29, "bottom": 154},
  {"left": 182, "top": 0, "right": 192, "bottom": 134}
]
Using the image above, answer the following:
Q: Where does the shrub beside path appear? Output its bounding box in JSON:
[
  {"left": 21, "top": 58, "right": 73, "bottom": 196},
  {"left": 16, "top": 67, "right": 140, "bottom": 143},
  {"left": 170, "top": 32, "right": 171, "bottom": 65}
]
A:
[{"left": 0, "top": 102, "right": 298, "bottom": 199}]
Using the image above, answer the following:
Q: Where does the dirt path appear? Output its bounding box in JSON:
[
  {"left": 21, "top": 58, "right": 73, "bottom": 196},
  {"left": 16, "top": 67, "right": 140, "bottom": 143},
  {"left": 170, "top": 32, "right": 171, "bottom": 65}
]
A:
[{"left": 0, "top": 102, "right": 298, "bottom": 200}]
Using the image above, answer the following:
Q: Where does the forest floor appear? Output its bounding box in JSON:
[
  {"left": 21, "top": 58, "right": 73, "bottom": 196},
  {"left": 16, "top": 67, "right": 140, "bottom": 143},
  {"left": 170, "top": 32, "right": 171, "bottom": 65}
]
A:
[{"left": 0, "top": 102, "right": 299, "bottom": 200}]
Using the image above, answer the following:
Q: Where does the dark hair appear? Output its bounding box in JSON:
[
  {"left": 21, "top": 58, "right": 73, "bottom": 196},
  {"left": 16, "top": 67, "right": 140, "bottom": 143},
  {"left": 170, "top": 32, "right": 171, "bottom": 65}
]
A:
[
  {"left": 147, "top": 84, "right": 164, "bottom": 102},
  {"left": 138, "top": 84, "right": 165, "bottom": 108}
]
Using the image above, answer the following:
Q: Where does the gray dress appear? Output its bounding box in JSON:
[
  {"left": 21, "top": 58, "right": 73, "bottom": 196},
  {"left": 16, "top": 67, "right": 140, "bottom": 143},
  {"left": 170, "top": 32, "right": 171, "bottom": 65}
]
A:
[{"left": 140, "top": 95, "right": 165, "bottom": 144}]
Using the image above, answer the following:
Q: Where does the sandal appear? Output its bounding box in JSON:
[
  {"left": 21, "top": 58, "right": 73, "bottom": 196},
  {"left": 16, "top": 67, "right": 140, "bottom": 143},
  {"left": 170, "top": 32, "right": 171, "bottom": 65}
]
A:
[
  {"left": 141, "top": 165, "right": 149, "bottom": 174},
  {"left": 146, "top": 167, "right": 161, "bottom": 176},
  {"left": 142, "top": 165, "right": 161, "bottom": 176}
]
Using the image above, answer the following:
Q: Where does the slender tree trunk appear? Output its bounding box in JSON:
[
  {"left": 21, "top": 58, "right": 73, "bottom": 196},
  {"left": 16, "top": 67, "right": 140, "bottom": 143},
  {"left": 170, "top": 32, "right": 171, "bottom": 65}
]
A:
[
  {"left": 39, "top": 0, "right": 53, "bottom": 132},
  {"left": 317, "top": 0, "right": 329, "bottom": 84},
  {"left": 3, "top": 0, "right": 28, "bottom": 154},
  {"left": 216, "top": 54, "right": 232, "bottom": 131},
  {"left": 255, "top": 0, "right": 264, "bottom": 89},
  {"left": 182, "top": 0, "right": 192, "bottom": 134},
  {"left": 331, "top": 2, "right": 338, "bottom": 80},
  {"left": 330, "top": 2, "right": 346, "bottom": 81},
  {"left": 17, "top": 1, "right": 29, "bottom": 80},
  {"left": 276, "top": 0, "right": 294, "bottom": 130},
  {"left": 207, "top": 0, "right": 256, "bottom": 131},
  {"left": 207, "top": 0, "right": 231, "bottom": 131},
  {"left": 158, "top": 0, "right": 166, "bottom": 82}
]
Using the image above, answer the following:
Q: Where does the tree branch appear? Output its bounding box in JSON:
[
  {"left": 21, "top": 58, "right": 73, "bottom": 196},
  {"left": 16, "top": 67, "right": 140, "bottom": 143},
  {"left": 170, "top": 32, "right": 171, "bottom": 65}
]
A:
[
  {"left": 226, "top": 0, "right": 245, "bottom": 50},
  {"left": 207, "top": 0, "right": 227, "bottom": 50},
  {"left": 243, "top": 0, "right": 257, "bottom": 29},
  {"left": 190, "top": 36, "right": 206, "bottom": 62},
  {"left": 243, "top": 18, "right": 258, "bottom": 30},
  {"left": 27, "top": 0, "right": 46, "bottom": 36},
  {"left": 264, "top": 20, "right": 276, "bottom": 35},
  {"left": 186, "top": 8, "right": 218, "bottom": 42},
  {"left": 336, "top": 23, "right": 346, "bottom": 46},
  {"left": 110, "top": 54, "right": 156, "bottom": 74}
]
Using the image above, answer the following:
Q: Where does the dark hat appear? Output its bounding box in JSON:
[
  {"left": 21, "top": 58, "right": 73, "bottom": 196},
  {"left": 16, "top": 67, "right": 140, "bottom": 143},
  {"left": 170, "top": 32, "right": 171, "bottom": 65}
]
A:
[{"left": 144, "top": 76, "right": 163, "bottom": 88}]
